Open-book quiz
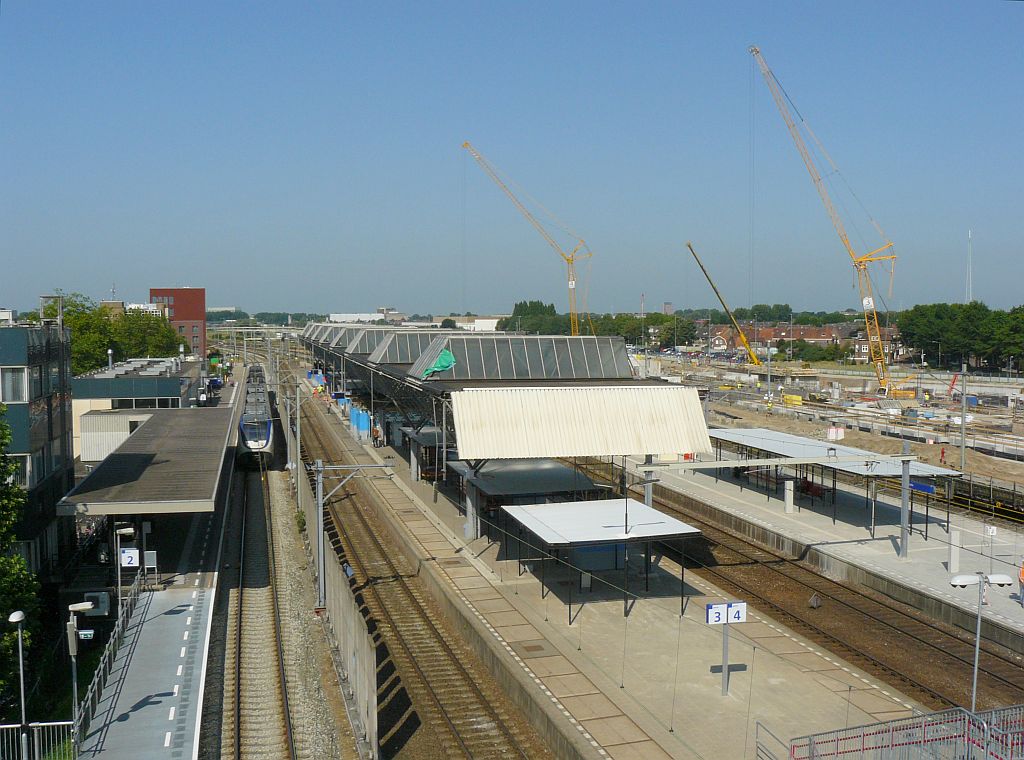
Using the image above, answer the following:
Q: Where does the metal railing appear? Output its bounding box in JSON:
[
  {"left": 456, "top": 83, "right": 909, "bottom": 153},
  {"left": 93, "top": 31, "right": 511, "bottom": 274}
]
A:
[
  {"left": 790, "top": 705, "right": 1024, "bottom": 759},
  {"left": 755, "top": 721, "right": 788, "bottom": 759},
  {"left": 77, "top": 570, "right": 145, "bottom": 741},
  {"left": 0, "top": 721, "right": 75, "bottom": 759}
]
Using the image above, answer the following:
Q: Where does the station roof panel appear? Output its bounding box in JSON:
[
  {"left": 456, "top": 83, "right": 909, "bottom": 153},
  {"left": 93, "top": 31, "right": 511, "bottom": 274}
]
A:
[
  {"left": 368, "top": 331, "right": 455, "bottom": 365},
  {"left": 345, "top": 327, "right": 412, "bottom": 355},
  {"left": 58, "top": 407, "right": 234, "bottom": 516},
  {"left": 452, "top": 385, "right": 712, "bottom": 459},
  {"left": 709, "top": 428, "right": 960, "bottom": 478},
  {"left": 502, "top": 498, "right": 701, "bottom": 545},
  {"left": 448, "top": 458, "right": 597, "bottom": 497},
  {"left": 408, "top": 335, "right": 633, "bottom": 382}
]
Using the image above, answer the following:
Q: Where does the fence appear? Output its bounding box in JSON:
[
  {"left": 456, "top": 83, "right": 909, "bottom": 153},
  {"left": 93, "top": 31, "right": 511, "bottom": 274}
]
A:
[
  {"left": 0, "top": 721, "right": 75, "bottom": 759},
  {"left": 790, "top": 705, "right": 1024, "bottom": 759},
  {"left": 78, "top": 570, "right": 144, "bottom": 740},
  {"left": 284, "top": 400, "right": 378, "bottom": 754}
]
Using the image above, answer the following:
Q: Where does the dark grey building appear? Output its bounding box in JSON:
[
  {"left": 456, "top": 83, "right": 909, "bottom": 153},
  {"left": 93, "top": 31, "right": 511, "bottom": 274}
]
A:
[{"left": 0, "top": 320, "right": 76, "bottom": 578}]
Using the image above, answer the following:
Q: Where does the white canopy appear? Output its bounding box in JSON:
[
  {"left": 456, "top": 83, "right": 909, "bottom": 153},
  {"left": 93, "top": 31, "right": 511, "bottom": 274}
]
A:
[
  {"left": 501, "top": 499, "right": 701, "bottom": 546},
  {"left": 451, "top": 385, "right": 712, "bottom": 460}
]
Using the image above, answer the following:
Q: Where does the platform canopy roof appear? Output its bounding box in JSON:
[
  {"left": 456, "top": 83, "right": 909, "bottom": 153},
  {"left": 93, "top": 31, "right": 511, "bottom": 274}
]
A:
[
  {"left": 709, "top": 428, "right": 961, "bottom": 478},
  {"left": 448, "top": 458, "right": 597, "bottom": 497},
  {"left": 368, "top": 330, "right": 455, "bottom": 365},
  {"left": 502, "top": 498, "right": 700, "bottom": 546},
  {"left": 408, "top": 335, "right": 633, "bottom": 382},
  {"left": 451, "top": 385, "right": 712, "bottom": 460},
  {"left": 58, "top": 407, "right": 234, "bottom": 516}
]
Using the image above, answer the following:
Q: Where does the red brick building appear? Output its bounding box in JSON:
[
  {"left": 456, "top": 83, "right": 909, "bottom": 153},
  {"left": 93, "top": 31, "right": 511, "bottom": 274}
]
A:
[{"left": 150, "top": 287, "right": 206, "bottom": 357}]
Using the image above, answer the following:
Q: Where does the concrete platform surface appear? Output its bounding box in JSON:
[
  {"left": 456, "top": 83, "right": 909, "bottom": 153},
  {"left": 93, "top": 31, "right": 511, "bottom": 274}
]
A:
[
  {"left": 80, "top": 586, "right": 212, "bottom": 759},
  {"left": 314, "top": 393, "right": 923, "bottom": 759}
]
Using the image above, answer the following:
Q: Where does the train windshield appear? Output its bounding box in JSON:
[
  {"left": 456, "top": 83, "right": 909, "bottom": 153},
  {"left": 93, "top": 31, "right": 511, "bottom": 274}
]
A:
[{"left": 242, "top": 420, "right": 268, "bottom": 441}]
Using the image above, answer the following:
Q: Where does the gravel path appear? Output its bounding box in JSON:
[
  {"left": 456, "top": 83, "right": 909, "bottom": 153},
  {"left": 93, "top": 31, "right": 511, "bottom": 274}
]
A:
[{"left": 267, "top": 468, "right": 360, "bottom": 760}]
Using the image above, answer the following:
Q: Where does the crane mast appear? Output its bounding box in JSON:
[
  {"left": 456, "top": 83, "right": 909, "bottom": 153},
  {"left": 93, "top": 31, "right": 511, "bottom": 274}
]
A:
[
  {"left": 749, "top": 46, "right": 896, "bottom": 393},
  {"left": 462, "top": 141, "right": 592, "bottom": 336},
  {"left": 686, "top": 242, "right": 761, "bottom": 366}
]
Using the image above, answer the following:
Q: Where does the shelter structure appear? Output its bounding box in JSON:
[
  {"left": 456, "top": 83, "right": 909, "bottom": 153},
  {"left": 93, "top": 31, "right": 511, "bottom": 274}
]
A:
[
  {"left": 58, "top": 407, "right": 235, "bottom": 516},
  {"left": 500, "top": 498, "right": 701, "bottom": 619},
  {"left": 708, "top": 427, "right": 960, "bottom": 528},
  {"left": 446, "top": 458, "right": 602, "bottom": 538}
]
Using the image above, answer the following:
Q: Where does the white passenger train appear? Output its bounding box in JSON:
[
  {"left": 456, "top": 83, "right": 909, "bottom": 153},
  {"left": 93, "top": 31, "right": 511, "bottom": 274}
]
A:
[{"left": 237, "top": 364, "right": 275, "bottom": 467}]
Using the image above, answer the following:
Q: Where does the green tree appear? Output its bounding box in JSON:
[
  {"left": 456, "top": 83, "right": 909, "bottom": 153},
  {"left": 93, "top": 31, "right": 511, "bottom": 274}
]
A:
[
  {"left": 206, "top": 310, "right": 250, "bottom": 323},
  {"left": 440, "top": 318, "right": 458, "bottom": 329},
  {"left": 111, "top": 311, "right": 179, "bottom": 360},
  {"left": 0, "top": 407, "right": 41, "bottom": 715}
]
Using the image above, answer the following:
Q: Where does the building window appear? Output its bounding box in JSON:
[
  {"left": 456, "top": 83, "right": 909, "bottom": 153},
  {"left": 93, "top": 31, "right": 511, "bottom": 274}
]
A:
[
  {"left": 169, "top": 308, "right": 175, "bottom": 318},
  {"left": 30, "top": 365, "right": 43, "bottom": 399},
  {"left": 1, "top": 367, "right": 27, "bottom": 402},
  {"left": 4, "top": 455, "right": 27, "bottom": 487},
  {"left": 31, "top": 447, "right": 46, "bottom": 484},
  {"left": 170, "top": 398, "right": 180, "bottom": 409},
  {"left": 179, "top": 326, "right": 184, "bottom": 334},
  {"left": 112, "top": 398, "right": 134, "bottom": 410},
  {"left": 135, "top": 398, "right": 157, "bottom": 409},
  {"left": 192, "top": 325, "right": 198, "bottom": 334}
]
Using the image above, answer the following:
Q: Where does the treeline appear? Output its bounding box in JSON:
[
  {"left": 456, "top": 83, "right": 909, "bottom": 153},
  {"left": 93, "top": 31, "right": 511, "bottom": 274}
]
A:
[
  {"left": 206, "top": 311, "right": 325, "bottom": 325},
  {"left": 31, "top": 293, "right": 180, "bottom": 375},
  {"left": 498, "top": 301, "right": 697, "bottom": 348},
  {"left": 898, "top": 302, "right": 1024, "bottom": 370},
  {"left": 675, "top": 304, "right": 861, "bottom": 327}
]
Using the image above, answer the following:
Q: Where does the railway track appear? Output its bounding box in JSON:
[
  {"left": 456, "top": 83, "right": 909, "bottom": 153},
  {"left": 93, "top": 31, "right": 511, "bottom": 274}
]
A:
[
  {"left": 300, "top": 393, "right": 551, "bottom": 760},
  {"left": 222, "top": 463, "right": 297, "bottom": 759},
  {"left": 579, "top": 459, "right": 1024, "bottom": 711}
]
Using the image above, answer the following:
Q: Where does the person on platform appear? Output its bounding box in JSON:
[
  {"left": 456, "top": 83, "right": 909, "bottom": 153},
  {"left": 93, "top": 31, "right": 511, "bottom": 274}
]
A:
[{"left": 1018, "top": 562, "right": 1024, "bottom": 609}]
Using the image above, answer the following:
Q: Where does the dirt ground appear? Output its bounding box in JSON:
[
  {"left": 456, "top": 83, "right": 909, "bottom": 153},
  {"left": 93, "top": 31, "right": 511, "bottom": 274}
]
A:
[{"left": 710, "top": 401, "right": 1024, "bottom": 485}]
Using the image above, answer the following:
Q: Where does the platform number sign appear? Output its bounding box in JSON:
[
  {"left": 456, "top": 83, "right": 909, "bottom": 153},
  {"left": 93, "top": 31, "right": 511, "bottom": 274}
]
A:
[
  {"left": 120, "top": 548, "right": 140, "bottom": 568},
  {"left": 706, "top": 601, "right": 747, "bottom": 625}
]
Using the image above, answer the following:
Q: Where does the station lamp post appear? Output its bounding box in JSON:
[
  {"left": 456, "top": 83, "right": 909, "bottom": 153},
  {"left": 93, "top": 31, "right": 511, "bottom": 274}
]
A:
[
  {"left": 67, "top": 601, "right": 94, "bottom": 748},
  {"left": 949, "top": 571, "right": 1013, "bottom": 712},
  {"left": 8, "top": 610, "right": 27, "bottom": 759}
]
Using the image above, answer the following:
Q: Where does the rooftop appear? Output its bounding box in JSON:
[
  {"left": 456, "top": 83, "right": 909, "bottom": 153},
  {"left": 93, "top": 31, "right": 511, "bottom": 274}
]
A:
[
  {"left": 501, "top": 498, "right": 701, "bottom": 545},
  {"left": 58, "top": 407, "right": 234, "bottom": 515}
]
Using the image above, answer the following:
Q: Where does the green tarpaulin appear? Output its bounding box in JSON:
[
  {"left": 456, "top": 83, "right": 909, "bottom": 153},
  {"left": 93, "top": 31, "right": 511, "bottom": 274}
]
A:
[{"left": 421, "top": 348, "right": 456, "bottom": 379}]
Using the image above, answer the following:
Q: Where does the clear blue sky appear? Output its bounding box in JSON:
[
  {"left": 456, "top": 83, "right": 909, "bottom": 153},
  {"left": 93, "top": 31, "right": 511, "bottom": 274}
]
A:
[{"left": 2, "top": 2, "right": 1021, "bottom": 316}]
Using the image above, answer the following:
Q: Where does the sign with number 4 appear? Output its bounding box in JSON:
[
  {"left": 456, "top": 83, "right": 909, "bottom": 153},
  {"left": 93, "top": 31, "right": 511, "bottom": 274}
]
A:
[{"left": 706, "top": 601, "right": 747, "bottom": 625}]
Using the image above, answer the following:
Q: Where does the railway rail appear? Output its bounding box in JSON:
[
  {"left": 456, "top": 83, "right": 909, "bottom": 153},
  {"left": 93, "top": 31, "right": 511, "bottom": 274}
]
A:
[
  {"left": 222, "top": 462, "right": 297, "bottom": 760},
  {"left": 579, "top": 459, "right": 1024, "bottom": 712},
  {"left": 299, "top": 391, "right": 552, "bottom": 760}
]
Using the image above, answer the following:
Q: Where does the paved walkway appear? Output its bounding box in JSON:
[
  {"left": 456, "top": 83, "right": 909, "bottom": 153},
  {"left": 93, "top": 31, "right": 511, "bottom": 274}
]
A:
[
  {"left": 313, "top": 393, "right": 925, "bottom": 759},
  {"left": 632, "top": 455, "right": 1024, "bottom": 634},
  {"left": 79, "top": 586, "right": 212, "bottom": 759}
]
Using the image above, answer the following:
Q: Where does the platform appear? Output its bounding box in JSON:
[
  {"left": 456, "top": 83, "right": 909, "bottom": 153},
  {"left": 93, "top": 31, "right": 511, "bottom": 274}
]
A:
[
  {"left": 628, "top": 453, "right": 1024, "bottom": 641},
  {"left": 312, "top": 384, "right": 925, "bottom": 759},
  {"left": 79, "top": 586, "right": 214, "bottom": 759}
]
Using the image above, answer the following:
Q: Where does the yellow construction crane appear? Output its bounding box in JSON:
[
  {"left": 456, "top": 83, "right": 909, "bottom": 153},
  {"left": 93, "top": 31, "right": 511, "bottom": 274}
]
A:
[
  {"left": 750, "top": 46, "right": 898, "bottom": 395},
  {"left": 686, "top": 242, "right": 761, "bottom": 366},
  {"left": 462, "top": 141, "right": 592, "bottom": 336}
]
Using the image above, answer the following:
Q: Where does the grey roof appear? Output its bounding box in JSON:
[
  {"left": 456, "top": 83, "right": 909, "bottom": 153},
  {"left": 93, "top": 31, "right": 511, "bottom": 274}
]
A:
[
  {"left": 502, "top": 499, "right": 701, "bottom": 546},
  {"left": 709, "top": 428, "right": 960, "bottom": 478},
  {"left": 58, "top": 407, "right": 234, "bottom": 515},
  {"left": 399, "top": 425, "right": 446, "bottom": 447},
  {"left": 447, "top": 458, "right": 597, "bottom": 497},
  {"left": 407, "top": 335, "right": 633, "bottom": 382}
]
